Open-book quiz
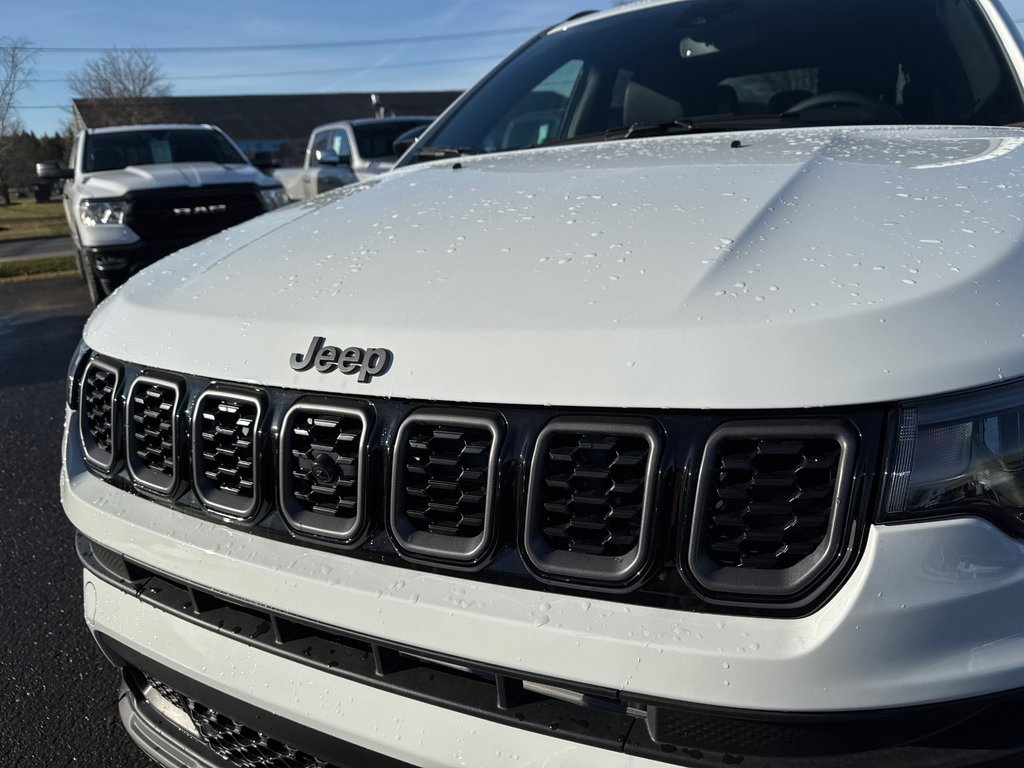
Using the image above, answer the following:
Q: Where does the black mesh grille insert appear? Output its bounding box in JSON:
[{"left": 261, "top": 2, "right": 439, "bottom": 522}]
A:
[
  {"left": 127, "top": 378, "right": 178, "bottom": 492},
  {"left": 280, "top": 403, "right": 367, "bottom": 542},
  {"left": 145, "top": 676, "right": 340, "bottom": 768},
  {"left": 390, "top": 411, "right": 502, "bottom": 563},
  {"left": 80, "top": 360, "right": 119, "bottom": 470},
  {"left": 540, "top": 432, "right": 650, "bottom": 557},
  {"left": 193, "top": 391, "right": 261, "bottom": 517},
  {"left": 705, "top": 436, "right": 842, "bottom": 569}
]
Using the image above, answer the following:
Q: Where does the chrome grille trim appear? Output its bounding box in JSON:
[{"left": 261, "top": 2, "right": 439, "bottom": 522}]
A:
[{"left": 126, "top": 375, "right": 182, "bottom": 495}]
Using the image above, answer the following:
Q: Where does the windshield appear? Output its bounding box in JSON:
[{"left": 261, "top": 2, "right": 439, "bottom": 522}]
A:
[
  {"left": 82, "top": 128, "right": 247, "bottom": 172},
  {"left": 352, "top": 119, "right": 433, "bottom": 160},
  {"left": 408, "top": 0, "right": 1024, "bottom": 161}
]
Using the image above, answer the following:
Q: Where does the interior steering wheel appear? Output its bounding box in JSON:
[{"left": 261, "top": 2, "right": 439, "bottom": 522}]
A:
[{"left": 783, "top": 90, "right": 903, "bottom": 122}]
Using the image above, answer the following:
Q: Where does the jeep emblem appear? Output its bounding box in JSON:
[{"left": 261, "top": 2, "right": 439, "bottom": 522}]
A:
[{"left": 290, "top": 336, "right": 392, "bottom": 383}]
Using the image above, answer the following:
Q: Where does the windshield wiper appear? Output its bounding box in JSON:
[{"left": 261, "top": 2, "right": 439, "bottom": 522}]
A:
[
  {"left": 416, "top": 146, "right": 480, "bottom": 160},
  {"left": 528, "top": 116, "right": 814, "bottom": 151}
]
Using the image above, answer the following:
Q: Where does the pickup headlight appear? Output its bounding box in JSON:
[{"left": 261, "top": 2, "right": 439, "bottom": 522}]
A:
[
  {"left": 79, "top": 200, "right": 127, "bottom": 226},
  {"left": 259, "top": 187, "right": 290, "bottom": 211},
  {"left": 883, "top": 379, "right": 1024, "bottom": 537}
]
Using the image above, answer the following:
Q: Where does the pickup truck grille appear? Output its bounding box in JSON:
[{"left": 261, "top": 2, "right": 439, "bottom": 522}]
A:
[
  {"left": 125, "top": 186, "right": 264, "bottom": 242},
  {"left": 74, "top": 356, "right": 875, "bottom": 614}
]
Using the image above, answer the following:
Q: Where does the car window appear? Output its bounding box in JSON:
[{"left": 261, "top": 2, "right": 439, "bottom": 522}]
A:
[
  {"left": 409, "top": 0, "right": 1024, "bottom": 161},
  {"left": 352, "top": 120, "right": 432, "bottom": 160}
]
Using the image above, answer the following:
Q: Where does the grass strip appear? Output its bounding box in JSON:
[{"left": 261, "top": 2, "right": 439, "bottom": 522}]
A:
[
  {"left": 0, "top": 255, "right": 76, "bottom": 279},
  {"left": 0, "top": 201, "right": 70, "bottom": 241}
]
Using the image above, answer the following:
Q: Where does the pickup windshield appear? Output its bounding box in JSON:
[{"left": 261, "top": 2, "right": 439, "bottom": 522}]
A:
[
  {"left": 82, "top": 129, "right": 247, "bottom": 173},
  {"left": 407, "top": 0, "right": 1024, "bottom": 162}
]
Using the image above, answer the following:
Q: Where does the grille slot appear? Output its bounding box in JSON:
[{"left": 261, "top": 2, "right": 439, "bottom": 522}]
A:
[
  {"left": 144, "top": 676, "right": 340, "bottom": 768},
  {"left": 192, "top": 389, "right": 263, "bottom": 518},
  {"left": 525, "top": 419, "right": 660, "bottom": 585},
  {"left": 390, "top": 411, "right": 503, "bottom": 564},
  {"left": 687, "top": 420, "right": 856, "bottom": 602},
  {"left": 279, "top": 401, "right": 369, "bottom": 543},
  {"left": 79, "top": 358, "right": 120, "bottom": 471},
  {"left": 126, "top": 376, "right": 181, "bottom": 495}
]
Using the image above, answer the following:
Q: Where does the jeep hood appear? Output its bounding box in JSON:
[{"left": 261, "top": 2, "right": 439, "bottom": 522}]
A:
[
  {"left": 80, "top": 162, "right": 273, "bottom": 197},
  {"left": 85, "top": 125, "right": 1024, "bottom": 409}
]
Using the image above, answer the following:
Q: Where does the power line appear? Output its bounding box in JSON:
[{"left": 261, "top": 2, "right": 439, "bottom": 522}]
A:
[
  {"left": 0, "top": 26, "right": 539, "bottom": 55},
  {"left": 24, "top": 53, "right": 502, "bottom": 84}
]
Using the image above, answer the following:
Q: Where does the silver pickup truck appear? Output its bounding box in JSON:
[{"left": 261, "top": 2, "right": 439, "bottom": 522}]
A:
[{"left": 273, "top": 116, "right": 433, "bottom": 200}]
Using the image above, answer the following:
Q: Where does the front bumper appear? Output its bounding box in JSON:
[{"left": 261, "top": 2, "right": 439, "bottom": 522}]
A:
[
  {"left": 85, "top": 240, "right": 196, "bottom": 294},
  {"left": 64, "top": 410, "right": 1024, "bottom": 766}
]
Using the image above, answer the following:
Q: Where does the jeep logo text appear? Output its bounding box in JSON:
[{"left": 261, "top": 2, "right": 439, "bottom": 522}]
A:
[{"left": 289, "top": 336, "right": 392, "bottom": 383}]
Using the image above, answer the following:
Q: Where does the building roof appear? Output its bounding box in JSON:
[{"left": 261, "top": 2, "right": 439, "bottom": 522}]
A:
[{"left": 71, "top": 91, "right": 462, "bottom": 140}]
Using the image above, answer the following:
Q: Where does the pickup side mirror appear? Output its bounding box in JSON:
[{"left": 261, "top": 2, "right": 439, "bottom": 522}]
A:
[
  {"left": 36, "top": 161, "right": 74, "bottom": 180},
  {"left": 316, "top": 148, "right": 350, "bottom": 166}
]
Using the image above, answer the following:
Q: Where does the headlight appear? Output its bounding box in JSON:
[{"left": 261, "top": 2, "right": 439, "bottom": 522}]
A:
[
  {"left": 882, "top": 379, "right": 1024, "bottom": 537},
  {"left": 79, "top": 200, "right": 127, "bottom": 226},
  {"left": 259, "top": 187, "right": 291, "bottom": 210}
]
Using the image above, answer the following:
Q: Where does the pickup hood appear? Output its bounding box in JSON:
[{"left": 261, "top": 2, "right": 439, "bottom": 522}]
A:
[
  {"left": 86, "top": 125, "right": 1024, "bottom": 409},
  {"left": 80, "top": 162, "right": 274, "bottom": 198}
]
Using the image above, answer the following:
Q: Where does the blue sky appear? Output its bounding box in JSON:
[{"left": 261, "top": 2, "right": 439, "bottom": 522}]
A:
[
  {"left": 10, "top": 0, "right": 596, "bottom": 135},
  {"left": 11, "top": 0, "right": 1024, "bottom": 136}
]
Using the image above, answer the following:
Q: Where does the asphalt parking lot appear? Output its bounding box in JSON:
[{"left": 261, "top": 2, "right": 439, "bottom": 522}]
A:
[{"left": 0, "top": 274, "right": 150, "bottom": 766}]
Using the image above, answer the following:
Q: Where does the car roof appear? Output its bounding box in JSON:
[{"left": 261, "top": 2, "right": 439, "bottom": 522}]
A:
[
  {"left": 309, "top": 116, "right": 436, "bottom": 132},
  {"left": 85, "top": 124, "right": 220, "bottom": 135}
]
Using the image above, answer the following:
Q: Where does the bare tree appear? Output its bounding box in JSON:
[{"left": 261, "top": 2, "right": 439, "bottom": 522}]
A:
[
  {"left": 0, "top": 37, "right": 36, "bottom": 205},
  {"left": 68, "top": 48, "right": 177, "bottom": 127}
]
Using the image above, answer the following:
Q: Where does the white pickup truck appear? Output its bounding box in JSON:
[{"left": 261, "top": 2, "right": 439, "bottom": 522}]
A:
[
  {"left": 38, "top": 123, "right": 290, "bottom": 304},
  {"left": 273, "top": 116, "right": 434, "bottom": 200},
  {"left": 63, "top": 1, "right": 1024, "bottom": 766}
]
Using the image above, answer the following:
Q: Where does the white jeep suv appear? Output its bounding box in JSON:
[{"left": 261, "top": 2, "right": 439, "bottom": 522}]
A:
[{"left": 63, "top": 1, "right": 1024, "bottom": 766}]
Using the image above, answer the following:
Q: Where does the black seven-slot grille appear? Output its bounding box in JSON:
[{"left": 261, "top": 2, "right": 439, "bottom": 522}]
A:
[{"left": 75, "top": 357, "right": 870, "bottom": 610}]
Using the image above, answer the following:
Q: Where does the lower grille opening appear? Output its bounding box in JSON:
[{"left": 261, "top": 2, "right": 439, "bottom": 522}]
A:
[{"left": 142, "top": 674, "right": 341, "bottom": 768}]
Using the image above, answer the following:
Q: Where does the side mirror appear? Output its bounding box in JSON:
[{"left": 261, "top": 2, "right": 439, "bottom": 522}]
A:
[
  {"left": 36, "top": 161, "right": 74, "bottom": 180},
  {"left": 393, "top": 125, "right": 428, "bottom": 157},
  {"left": 316, "top": 148, "right": 350, "bottom": 166}
]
